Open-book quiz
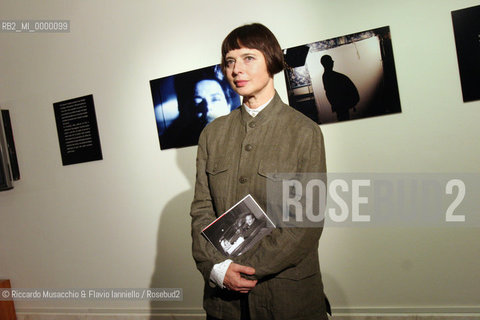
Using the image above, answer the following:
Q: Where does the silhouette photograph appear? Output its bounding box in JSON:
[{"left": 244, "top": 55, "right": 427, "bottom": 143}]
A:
[{"left": 284, "top": 26, "right": 401, "bottom": 124}]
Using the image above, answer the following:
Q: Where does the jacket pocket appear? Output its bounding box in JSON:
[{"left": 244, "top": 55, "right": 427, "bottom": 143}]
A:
[
  {"left": 275, "top": 250, "right": 320, "bottom": 280},
  {"left": 257, "top": 160, "right": 300, "bottom": 226},
  {"left": 257, "top": 159, "right": 299, "bottom": 182},
  {"left": 206, "top": 157, "right": 230, "bottom": 205},
  {"left": 206, "top": 157, "right": 229, "bottom": 175}
]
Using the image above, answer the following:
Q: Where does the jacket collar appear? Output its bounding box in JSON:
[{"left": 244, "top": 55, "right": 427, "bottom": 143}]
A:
[{"left": 240, "top": 91, "right": 284, "bottom": 126}]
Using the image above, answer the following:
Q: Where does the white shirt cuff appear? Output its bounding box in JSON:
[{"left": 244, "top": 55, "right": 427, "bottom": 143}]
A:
[{"left": 210, "top": 259, "right": 233, "bottom": 289}]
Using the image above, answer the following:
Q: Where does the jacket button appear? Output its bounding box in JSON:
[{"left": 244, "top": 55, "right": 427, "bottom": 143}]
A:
[
  {"left": 239, "top": 176, "right": 248, "bottom": 184},
  {"left": 245, "top": 144, "right": 253, "bottom": 151},
  {"left": 249, "top": 122, "right": 256, "bottom": 128}
]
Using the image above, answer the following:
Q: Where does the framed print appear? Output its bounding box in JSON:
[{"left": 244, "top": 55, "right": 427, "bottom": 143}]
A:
[
  {"left": 283, "top": 26, "right": 401, "bottom": 124},
  {"left": 452, "top": 5, "right": 480, "bottom": 102},
  {"left": 150, "top": 65, "right": 240, "bottom": 150}
]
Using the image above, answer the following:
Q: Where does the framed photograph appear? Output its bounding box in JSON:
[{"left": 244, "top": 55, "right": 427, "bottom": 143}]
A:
[
  {"left": 1, "top": 110, "right": 19, "bottom": 181},
  {"left": 0, "top": 110, "right": 13, "bottom": 191},
  {"left": 452, "top": 5, "right": 480, "bottom": 102},
  {"left": 150, "top": 65, "right": 241, "bottom": 150},
  {"left": 283, "top": 26, "right": 401, "bottom": 124}
]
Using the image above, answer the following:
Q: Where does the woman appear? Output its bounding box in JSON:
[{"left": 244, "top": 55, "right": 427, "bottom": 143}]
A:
[
  {"left": 160, "top": 66, "right": 237, "bottom": 149},
  {"left": 191, "top": 23, "right": 328, "bottom": 320}
]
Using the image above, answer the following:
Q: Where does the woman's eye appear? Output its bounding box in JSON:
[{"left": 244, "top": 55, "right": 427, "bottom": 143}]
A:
[{"left": 245, "top": 56, "right": 255, "bottom": 62}]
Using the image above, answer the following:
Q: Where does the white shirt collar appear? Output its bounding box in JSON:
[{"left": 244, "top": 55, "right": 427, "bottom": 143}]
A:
[{"left": 243, "top": 96, "right": 274, "bottom": 117}]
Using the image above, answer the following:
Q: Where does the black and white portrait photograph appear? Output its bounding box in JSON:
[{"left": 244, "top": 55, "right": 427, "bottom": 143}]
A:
[
  {"left": 452, "top": 5, "right": 480, "bottom": 103},
  {"left": 284, "top": 26, "right": 402, "bottom": 124},
  {"left": 150, "top": 65, "right": 241, "bottom": 150},
  {"left": 202, "top": 195, "right": 275, "bottom": 258}
]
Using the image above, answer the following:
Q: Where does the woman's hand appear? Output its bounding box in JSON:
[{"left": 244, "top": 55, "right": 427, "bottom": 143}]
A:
[{"left": 223, "top": 262, "right": 257, "bottom": 293}]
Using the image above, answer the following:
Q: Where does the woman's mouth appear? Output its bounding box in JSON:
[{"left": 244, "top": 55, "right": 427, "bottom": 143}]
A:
[{"left": 234, "top": 80, "right": 248, "bottom": 87}]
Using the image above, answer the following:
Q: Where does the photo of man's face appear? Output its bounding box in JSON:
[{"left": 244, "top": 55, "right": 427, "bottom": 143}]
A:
[{"left": 245, "top": 214, "right": 255, "bottom": 226}]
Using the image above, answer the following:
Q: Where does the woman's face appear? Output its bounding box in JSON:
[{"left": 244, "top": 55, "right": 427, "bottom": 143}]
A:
[
  {"left": 194, "top": 79, "right": 230, "bottom": 123},
  {"left": 224, "top": 47, "right": 273, "bottom": 103}
]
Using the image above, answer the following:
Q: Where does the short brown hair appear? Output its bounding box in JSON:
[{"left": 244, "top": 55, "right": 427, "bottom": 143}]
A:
[{"left": 221, "top": 23, "right": 284, "bottom": 76}]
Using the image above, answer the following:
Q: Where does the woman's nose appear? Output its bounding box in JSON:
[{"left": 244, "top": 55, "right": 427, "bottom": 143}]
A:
[{"left": 233, "top": 60, "right": 243, "bottom": 75}]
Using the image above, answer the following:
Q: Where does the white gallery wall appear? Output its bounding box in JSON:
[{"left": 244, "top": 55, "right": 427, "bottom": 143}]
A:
[{"left": 0, "top": 0, "right": 479, "bottom": 317}]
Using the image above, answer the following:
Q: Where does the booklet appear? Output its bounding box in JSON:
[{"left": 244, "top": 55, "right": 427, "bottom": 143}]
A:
[{"left": 201, "top": 194, "right": 276, "bottom": 257}]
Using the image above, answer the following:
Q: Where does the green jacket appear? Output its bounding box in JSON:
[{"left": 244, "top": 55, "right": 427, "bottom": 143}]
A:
[{"left": 191, "top": 92, "right": 328, "bottom": 320}]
